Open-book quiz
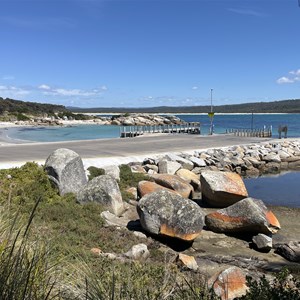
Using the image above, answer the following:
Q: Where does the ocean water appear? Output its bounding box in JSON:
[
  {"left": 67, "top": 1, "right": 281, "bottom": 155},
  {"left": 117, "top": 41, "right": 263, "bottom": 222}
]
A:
[
  {"left": 244, "top": 171, "right": 300, "bottom": 208},
  {"left": 5, "top": 113, "right": 300, "bottom": 142},
  {"left": 178, "top": 113, "right": 300, "bottom": 137}
]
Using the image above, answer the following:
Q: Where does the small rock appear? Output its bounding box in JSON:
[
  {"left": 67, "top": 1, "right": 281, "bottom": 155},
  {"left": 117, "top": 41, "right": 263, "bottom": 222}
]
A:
[
  {"left": 176, "top": 253, "right": 198, "bottom": 271},
  {"left": 133, "top": 231, "right": 148, "bottom": 239},
  {"left": 124, "top": 243, "right": 150, "bottom": 260},
  {"left": 164, "top": 153, "right": 194, "bottom": 170},
  {"left": 90, "top": 248, "right": 102, "bottom": 256},
  {"left": 252, "top": 233, "right": 272, "bottom": 252},
  {"left": 126, "top": 187, "right": 138, "bottom": 200},
  {"left": 131, "top": 164, "right": 147, "bottom": 173},
  {"left": 189, "top": 156, "right": 207, "bottom": 167},
  {"left": 100, "top": 211, "right": 130, "bottom": 227},
  {"left": 102, "top": 165, "right": 120, "bottom": 181},
  {"left": 158, "top": 159, "right": 181, "bottom": 175}
]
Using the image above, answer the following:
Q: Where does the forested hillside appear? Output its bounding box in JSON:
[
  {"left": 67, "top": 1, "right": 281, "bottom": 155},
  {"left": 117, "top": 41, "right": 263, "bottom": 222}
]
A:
[
  {"left": 0, "top": 97, "right": 67, "bottom": 115},
  {"left": 69, "top": 99, "right": 300, "bottom": 114}
]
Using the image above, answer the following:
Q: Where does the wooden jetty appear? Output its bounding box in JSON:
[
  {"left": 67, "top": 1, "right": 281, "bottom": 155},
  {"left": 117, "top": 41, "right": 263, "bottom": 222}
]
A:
[
  {"left": 226, "top": 126, "right": 272, "bottom": 138},
  {"left": 120, "top": 122, "right": 200, "bottom": 138}
]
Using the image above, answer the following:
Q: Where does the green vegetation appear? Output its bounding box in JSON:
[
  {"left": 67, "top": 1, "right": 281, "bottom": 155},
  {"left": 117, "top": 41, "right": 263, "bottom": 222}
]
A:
[
  {"left": 0, "top": 97, "right": 67, "bottom": 116},
  {"left": 87, "top": 166, "right": 105, "bottom": 180},
  {"left": 0, "top": 97, "right": 96, "bottom": 122},
  {"left": 57, "top": 111, "right": 92, "bottom": 120},
  {"left": 119, "top": 164, "right": 149, "bottom": 201},
  {"left": 0, "top": 163, "right": 299, "bottom": 299},
  {"left": 69, "top": 98, "right": 300, "bottom": 114},
  {"left": 237, "top": 269, "right": 300, "bottom": 300}
]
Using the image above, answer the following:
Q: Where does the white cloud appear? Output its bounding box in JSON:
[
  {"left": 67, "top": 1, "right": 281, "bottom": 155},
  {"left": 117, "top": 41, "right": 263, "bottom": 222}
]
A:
[
  {"left": 38, "top": 84, "right": 51, "bottom": 90},
  {"left": 0, "top": 85, "right": 30, "bottom": 97},
  {"left": 37, "top": 84, "right": 106, "bottom": 97},
  {"left": 100, "top": 85, "right": 108, "bottom": 91},
  {"left": 54, "top": 88, "right": 96, "bottom": 97},
  {"left": 276, "top": 69, "right": 300, "bottom": 84},
  {"left": 289, "top": 69, "right": 300, "bottom": 76},
  {"left": 277, "top": 77, "right": 294, "bottom": 84},
  {"left": 192, "top": 86, "right": 198, "bottom": 90}
]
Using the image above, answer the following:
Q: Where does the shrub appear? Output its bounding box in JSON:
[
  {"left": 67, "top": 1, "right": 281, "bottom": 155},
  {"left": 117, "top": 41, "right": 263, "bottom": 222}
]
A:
[
  {"left": 119, "top": 164, "right": 149, "bottom": 190},
  {"left": 118, "top": 164, "right": 149, "bottom": 201},
  {"left": 0, "top": 162, "right": 60, "bottom": 213},
  {"left": 237, "top": 268, "right": 300, "bottom": 300},
  {"left": 87, "top": 166, "right": 105, "bottom": 180}
]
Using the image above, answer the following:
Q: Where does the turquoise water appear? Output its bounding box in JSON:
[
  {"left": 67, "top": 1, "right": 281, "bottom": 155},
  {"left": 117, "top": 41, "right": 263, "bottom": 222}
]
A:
[
  {"left": 244, "top": 171, "right": 300, "bottom": 208},
  {"left": 5, "top": 113, "right": 300, "bottom": 142},
  {"left": 6, "top": 125, "right": 120, "bottom": 142}
]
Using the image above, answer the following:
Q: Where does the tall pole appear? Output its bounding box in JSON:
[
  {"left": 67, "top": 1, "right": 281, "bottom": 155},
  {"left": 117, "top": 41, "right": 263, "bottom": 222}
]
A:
[
  {"left": 209, "top": 88, "right": 214, "bottom": 135},
  {"left": 210, "top": 88, "right": 213, "bottom": 113}
]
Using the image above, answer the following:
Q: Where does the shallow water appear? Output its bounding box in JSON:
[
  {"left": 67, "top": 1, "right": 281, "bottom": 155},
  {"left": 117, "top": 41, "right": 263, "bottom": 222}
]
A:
[
  {"left": 244, "top": 171, "right": 300, "bottom": 208},
  {"left": 6, "top": 124, "right": 120, "bottom": 142},
  {"left": 6, "top": 113, "right": 300, "bottom": 142}
]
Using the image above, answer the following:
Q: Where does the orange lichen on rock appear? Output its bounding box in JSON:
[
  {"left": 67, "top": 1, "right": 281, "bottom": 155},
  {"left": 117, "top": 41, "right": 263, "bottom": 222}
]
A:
[
  {"left": 210, "top": 266, "right": 248, "bottom": 300},
  {"left": 209, "top": 212, "right": 245, "bottom": 224},
  {"left": 160, "top": 223, "right": 200, "bottom": 241},
  {"left": 265, "top": 210, "right": 281, "bottom": 229},
  {"left": 225, "top": 172, "right": 248, "bottom": 197},
  {"left": 138, "top": 181, "right": 177, "bottom": 198}
]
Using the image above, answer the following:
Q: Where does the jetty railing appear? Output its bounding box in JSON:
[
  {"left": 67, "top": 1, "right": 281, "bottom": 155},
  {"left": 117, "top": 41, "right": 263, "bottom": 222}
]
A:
[
  {"left": 120, "top": 122, "right": 200, "bottom": 138},
  {"left": 226, "top": 126, "right": 272, "bottom": 138}
]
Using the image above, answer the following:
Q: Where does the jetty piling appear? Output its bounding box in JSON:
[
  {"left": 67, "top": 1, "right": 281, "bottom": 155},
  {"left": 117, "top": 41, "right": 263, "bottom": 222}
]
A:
[
  {"left": 120, "top": 122, "right": 200, "bottom": 138},
  {"left": 226, "top": 126, "right": 272, "bottom": 138}
]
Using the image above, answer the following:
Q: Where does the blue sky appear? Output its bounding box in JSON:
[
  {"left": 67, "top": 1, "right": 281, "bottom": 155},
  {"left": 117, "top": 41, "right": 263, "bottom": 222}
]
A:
[{"left": 0, "top": 0, "right": 299, "bottom": 108}]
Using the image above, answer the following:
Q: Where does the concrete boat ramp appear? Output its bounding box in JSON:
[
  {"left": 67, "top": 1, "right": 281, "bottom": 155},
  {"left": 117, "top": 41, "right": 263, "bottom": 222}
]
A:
[{"left": 1, "top": 134, "right": 273, "bottom": 169}]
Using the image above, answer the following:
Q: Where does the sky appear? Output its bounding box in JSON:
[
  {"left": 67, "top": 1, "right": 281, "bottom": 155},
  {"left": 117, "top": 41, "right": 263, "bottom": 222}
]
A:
[{"left": 0, "top": 0, "right": 300, "bottom": 108}]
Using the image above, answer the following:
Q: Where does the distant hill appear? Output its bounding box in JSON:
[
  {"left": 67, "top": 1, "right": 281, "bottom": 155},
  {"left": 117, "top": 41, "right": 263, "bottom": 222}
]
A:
[
  {"left": 68, "top": 99, "right": 300, "bottom": 114},
  {"left": 0, "top": 97, "right": 67, "bottom": 115}
]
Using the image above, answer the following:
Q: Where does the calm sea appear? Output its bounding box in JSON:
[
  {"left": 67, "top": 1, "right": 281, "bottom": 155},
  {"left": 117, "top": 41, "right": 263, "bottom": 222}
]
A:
[
  {"left": 6, "top": 113, "right": 300, "bottom": 142},
  {"left": 244, "top": 171, "right": 300, "bottom": 208}
]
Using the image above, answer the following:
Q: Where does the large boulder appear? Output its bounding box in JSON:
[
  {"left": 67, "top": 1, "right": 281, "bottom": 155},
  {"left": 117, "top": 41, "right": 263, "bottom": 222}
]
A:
[
  {"left": 205, "top": 197, "right": 281, "bottom": 235},
  {"left": 208, "top": 266, "right": 248, "bottom": 300},
  {"left": 137, "top": 180, "right": 178, "bottom": 198},
  {"left": 151, "top": 174, "right": 193, "bottom": 198},
  {"left": 200, "top": 171, "right": 248, "bottom": 207},
  {"left": 137, "top": 190, "right": 205, "bottom": 241},
  {"left": 77, "top": 175, "right": 125, "bottom": 216},
  {"left": 274, "top": 241, "right": 300, "bottom": 262},
  {"left": 44, "top": 148, "right": 87, "bottom": 195}
]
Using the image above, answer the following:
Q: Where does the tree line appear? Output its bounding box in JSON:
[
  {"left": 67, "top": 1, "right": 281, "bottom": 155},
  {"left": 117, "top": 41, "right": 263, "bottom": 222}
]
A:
[{"left": 69, "top": 99, "right": 300, "bottom": 114}]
